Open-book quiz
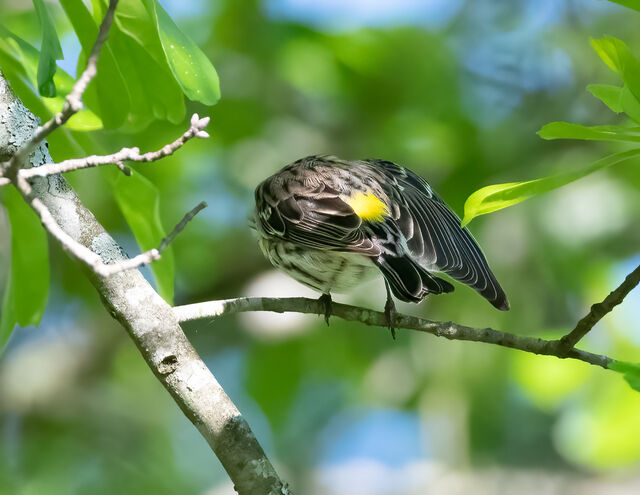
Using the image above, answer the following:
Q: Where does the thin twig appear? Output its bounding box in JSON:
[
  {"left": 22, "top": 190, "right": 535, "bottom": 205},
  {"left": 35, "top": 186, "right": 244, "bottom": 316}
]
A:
[
  {"left": 159, "top": 201, "right": 208, "bottom": 252},
  {"left": 173, "top": 297, "right": 613, "bottom": 369},
  {"left": 21, "top": 114, "right": 210, "bottom": 179},
  {"left": 93, "top": 200, "right": 206, "bottom": 275},
  {"left": 560, "top": 263, "right": 640, "bottom": 350},
  {"left": 16, "top": 174, "right": 204, "bottom": 277},
  {"left": 2, "top": 0, "right": 120, "bottom": 180}
]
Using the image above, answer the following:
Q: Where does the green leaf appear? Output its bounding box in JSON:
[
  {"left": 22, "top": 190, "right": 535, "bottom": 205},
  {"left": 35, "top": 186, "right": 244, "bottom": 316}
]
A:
[
  {"left": 60, "top": 0, "right": 130, "bottom": 129},
  {"left": 112, "top": 171, "right": 175, "bottom": 303},
  {"left": 142, "top": 0, "right": 220, "bottom": 105},
  {"left": 33, "top": 0, "right": 63, "bottom": 97},
  {"left": 591, "top": 37, "right": 626, "bottom": 73},
  {"left": 0, "top": 25, "right": 102, "bottom": 131},
  {"left": 61, "top": 0, "right": 192, "bottom": 129},
  {"left": 92, "top": 0, "right": 185, "bottom": 127},
  {"left": 607, "top": 0, "right": 640, "bottom": 13},
  {"left": 587, "top": 84, "right": 623, "bottom": 113},
  {"left": 537, "top": 122, "right": 640, "bottom": 142},
  {"left": 0, "top": 45, "right": 89, "bottom": 160},
  {"left": 610, "top": 361, "right": 640, "bottom": 392},
  {"left": 41, "top": 97, "right": 103, "bottom": 131},
  {"left": 1, "top": 187, "right": 50, "bottom": 348},
  {"left": 462, "top": 148, "right": 640, "bottom": 226},
  {"left": 591, "top": 37, "right": 640, "bottom": 103},
  {"left": 621, "top": 85, "right": 640, "bottom": 123},
  {"left": 109, "top": 19, "right": 185, "bottom": 127},
  {"left": 0, "top": 271, "right": 17, "bottom": 350}
]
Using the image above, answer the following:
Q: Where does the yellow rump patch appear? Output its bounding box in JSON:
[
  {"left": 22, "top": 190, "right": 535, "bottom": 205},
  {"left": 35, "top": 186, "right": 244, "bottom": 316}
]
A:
[{"left": 344, "top": 190, "right": 388, "bottom": 222}]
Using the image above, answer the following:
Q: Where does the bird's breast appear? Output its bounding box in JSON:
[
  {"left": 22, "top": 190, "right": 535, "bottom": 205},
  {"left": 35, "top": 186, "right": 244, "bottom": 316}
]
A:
[{"left": 259, "top": 237, "right": 379, "bottom": 294}]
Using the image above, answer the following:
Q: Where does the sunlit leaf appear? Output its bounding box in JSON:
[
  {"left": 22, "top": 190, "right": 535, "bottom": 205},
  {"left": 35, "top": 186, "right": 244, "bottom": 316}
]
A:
[
  {"left": 621, "top": 85, "right": 640, "bottom": 123},
  {"left": 610, "top": 360, "right": 640, "bottom": 392},
  {"left": 591, "top": 37, "right": 625, "bottom": 73},
  {"left": 587, "top": 84, "right": 623, "bottom": 113},
  {"left": 0, "top": 25, "right": 102, "bottom": 132},
  {"left": 112, "top": 171, "right": 175, "bottom": 304},
  {"left": 591, "top": 37, "right": 640, "bottom": 103},
  {"left": 0, "top": 45, "right": 91, "bottom": 160},
  {"left": 142, "top": 0, "right": 220, "bottom": 105},
  {"left": 607, "top": 0, "right": 640, "bottom": 13},
  {"left": 91, "top": 0, "right": 186, "bottom": 128},
  {"left": 537, "top": 121, "right": 640, "bottom": 142},
  {"left": 108, "top": 23, "right": 185, "bottom": 127},
  {"left": 0, "top": 187, "right": 50, "bottom": 348},
  {"left": 60, "top": 0, "right": 130, "bottom": 129},
  {"left": 462, "top": 148, "right": 640, "bottom": 225},
  {"left": 590, "top": 37, "right": 640, "bottom": 121},
  {"left": 40, "top": 97, "right": 103, "bottom": 131},
  {"left": 33, "top": 0, "right": 63, "bottom": 97}
]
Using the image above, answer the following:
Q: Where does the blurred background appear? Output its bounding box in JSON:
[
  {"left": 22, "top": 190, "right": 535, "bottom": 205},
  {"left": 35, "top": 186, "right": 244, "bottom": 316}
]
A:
[{"left": 1, "top": 0, "right": 640, "bottom": 493}]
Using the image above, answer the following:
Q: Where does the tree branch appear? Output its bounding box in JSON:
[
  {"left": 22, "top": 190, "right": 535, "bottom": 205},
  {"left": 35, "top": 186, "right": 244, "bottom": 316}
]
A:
[
  {"left": 10, "top": 171, "right": 203, "bottom": 277},
  {"left": 0, "top": 77, "right": 289, "bottom": 495},
  {"left": 560, "top": 263, "right": 640, "bottom": 350},
  {"left": 20, "top": 113, "right": 210, "bottom": 179},
  {"left": 0, "top": 2, "right": 290, "bottom": 492},
  {"left": 173, "top": 297, "right": 613, "bottom": 369}
]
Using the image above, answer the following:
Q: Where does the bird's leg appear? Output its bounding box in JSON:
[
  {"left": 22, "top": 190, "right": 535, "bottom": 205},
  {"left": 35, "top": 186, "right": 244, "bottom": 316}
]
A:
[
  {"left": 318, "top": 293, "right": 332, "bottom": 326},
  {"left": 384, "top": 281, "right": 397, "bottom": 340}
]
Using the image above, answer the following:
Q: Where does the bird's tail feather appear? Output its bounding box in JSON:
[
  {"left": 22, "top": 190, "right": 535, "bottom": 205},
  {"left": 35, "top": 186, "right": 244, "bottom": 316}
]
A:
[{"left": 375, "top": 255, "right": 454, "bottom": 303}]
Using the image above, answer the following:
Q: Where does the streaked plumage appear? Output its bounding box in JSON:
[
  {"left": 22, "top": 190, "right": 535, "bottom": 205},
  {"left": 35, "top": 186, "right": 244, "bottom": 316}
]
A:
[{"left": 253, "top": 155, "right": 509, "bottom": 314}]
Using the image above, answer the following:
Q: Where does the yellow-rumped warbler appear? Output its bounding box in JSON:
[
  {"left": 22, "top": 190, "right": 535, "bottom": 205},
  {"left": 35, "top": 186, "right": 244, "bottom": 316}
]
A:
[{"left": 254, "top": 155, "right": 509, "bottom": 334}]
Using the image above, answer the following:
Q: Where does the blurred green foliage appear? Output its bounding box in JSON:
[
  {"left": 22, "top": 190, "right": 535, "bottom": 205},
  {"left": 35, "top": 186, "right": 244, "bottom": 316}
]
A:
[
  {"left": 463, "top": 35, "right": 640, "bottom": 225},
  {"left": 1, "top": 0, "right": 640, "bottom": 493}
]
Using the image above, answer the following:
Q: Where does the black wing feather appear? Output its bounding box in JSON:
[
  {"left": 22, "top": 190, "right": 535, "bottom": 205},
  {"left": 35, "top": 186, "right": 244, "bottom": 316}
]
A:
[
  {"left": 370, "top": 160, "right": 509, "bottom": 310},
  {"left": 374, "top": 253, "right": 454, "bottom": 303}
]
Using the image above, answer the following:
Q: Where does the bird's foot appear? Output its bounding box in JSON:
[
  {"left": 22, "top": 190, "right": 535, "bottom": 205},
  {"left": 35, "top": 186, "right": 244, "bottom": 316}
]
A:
[
  {"left": 318, "top": 293, "right": 332, "bottom": 326},
  {"left": 384, "top": 283, "right": 397, "bottom": 340}
]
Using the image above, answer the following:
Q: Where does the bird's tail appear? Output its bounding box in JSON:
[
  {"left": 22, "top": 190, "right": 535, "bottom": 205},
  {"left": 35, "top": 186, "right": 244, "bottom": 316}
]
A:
[{"left": 374, "top": 254, "right": 454, "bottom": 303}]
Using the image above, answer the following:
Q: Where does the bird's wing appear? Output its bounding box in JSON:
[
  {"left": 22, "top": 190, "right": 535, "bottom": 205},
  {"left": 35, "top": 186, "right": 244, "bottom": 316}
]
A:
[
  {"left": 369, "top": 160, "right": 509, "bottom": 310},
  {"left": 255, "top": 178, "right": 381, "bottom": 255}
]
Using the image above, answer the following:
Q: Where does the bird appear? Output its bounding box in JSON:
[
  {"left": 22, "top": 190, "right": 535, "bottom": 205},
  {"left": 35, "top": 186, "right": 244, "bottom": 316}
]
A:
[{"left": 253, "top": 155, "right": 509, "bottom": 337}]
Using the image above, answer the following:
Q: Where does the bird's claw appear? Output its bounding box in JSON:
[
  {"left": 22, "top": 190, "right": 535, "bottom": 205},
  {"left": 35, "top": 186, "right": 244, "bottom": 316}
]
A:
[
  {"left": 318, "top": 293, "right": 332, "bottom": 326},
  {"left": 384, "top": 297, "right": 397, "bottom": 340},
  {"left": 384, "top": 283, "right": 397, "bottom": 340}
]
